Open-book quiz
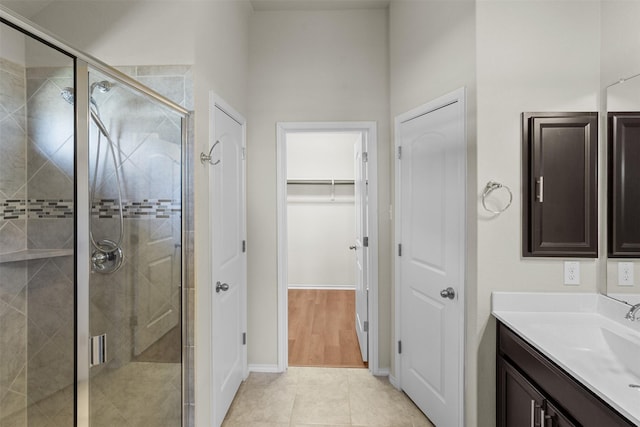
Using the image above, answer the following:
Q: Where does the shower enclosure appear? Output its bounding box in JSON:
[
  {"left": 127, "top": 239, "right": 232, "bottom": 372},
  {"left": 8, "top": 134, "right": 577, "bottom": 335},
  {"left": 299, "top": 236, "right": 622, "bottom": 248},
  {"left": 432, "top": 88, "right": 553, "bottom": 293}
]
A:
[{"left": 0, "top": 8, "right": 192, "bottom": 427}]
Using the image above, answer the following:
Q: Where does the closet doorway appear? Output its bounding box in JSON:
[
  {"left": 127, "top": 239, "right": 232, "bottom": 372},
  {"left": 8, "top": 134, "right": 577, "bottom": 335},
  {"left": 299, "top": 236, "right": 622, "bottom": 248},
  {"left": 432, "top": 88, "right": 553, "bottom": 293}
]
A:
[{"left": 276, "top": 122, "right": 379, "bottom": 373}]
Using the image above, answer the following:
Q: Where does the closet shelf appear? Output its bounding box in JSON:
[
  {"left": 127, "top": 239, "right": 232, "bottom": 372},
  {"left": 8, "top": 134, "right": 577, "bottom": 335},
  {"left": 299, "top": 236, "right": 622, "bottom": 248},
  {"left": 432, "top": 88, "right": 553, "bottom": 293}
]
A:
[
  {"left": 287, "top": 179, "right": 354, "bottom": 185},
  {"left": 0, "top": 249, "right": 74, "bottom": 264}
]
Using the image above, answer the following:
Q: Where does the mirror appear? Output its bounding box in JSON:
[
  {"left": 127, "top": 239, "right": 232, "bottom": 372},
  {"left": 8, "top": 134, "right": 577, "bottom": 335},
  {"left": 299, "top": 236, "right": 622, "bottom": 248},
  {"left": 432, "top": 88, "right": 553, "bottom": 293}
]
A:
[{"left": 606, "top": 75, "right": 640, "bottom": 305}]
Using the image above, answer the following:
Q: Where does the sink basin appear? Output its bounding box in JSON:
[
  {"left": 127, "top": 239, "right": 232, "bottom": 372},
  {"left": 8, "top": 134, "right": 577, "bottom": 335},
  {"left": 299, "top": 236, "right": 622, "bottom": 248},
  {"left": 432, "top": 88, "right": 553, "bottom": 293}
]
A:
[
  {"left": 602, "top": 328, "right": 640, "bottom": 380},
  {"left": 526, "top": 318, "right": 640, "bottom": 381}
]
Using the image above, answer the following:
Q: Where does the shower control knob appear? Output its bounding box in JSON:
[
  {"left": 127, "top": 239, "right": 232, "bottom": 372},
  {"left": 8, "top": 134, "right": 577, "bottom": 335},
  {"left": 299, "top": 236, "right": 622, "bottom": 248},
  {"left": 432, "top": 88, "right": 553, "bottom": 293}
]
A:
[{"left": 215, "top": 281, "right": 230, "bottom": 293}]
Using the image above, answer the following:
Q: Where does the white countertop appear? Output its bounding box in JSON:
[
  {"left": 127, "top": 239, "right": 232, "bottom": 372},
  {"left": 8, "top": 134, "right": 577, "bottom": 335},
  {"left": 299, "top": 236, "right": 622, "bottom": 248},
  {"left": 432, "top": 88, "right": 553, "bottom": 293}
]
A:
[{"left": 492, "top": 292, "right": 640, "bottom": 426}]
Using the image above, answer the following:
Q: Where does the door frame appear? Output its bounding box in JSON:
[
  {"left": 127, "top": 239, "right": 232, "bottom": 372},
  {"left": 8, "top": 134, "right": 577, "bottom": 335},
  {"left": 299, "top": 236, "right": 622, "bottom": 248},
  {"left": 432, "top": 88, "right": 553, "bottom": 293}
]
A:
[
  {"left": 393, "top": 88, "right": 467, "bottom": 425},
  {"left": 276, "top": 121, "right": 380, "bottom": 374},
  {"left": 208, "top": 92, "right": 248, "bottom": 425}
]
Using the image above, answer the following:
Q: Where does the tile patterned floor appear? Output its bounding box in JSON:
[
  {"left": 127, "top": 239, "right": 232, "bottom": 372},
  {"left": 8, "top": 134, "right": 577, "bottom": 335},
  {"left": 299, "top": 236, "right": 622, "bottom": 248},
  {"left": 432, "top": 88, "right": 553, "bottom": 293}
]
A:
[{"left": 222, "top": 367, "right": 435, "bottom": 427}]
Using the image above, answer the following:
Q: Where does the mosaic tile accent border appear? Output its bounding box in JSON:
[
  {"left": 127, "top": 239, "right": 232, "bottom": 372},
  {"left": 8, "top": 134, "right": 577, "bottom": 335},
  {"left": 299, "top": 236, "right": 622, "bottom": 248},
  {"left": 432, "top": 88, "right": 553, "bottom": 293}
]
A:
[
  {"left": 30, "top": 199, "right": 74, "bottom": 219},
  {"left": 0, "top": 199, "right": 181, "bottom": 220},
  {"left": 0, "top": 199, "right": 27, "bottom": 220},
  {"left": 95, "top": 199, "right": 181, "bottom": 219}
]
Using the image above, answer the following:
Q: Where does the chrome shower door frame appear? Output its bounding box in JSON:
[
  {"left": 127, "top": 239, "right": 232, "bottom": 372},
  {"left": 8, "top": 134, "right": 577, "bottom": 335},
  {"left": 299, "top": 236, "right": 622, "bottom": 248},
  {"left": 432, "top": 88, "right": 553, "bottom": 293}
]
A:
[{"left": 75, "top": 60, "right": 91, "bottom": 427}]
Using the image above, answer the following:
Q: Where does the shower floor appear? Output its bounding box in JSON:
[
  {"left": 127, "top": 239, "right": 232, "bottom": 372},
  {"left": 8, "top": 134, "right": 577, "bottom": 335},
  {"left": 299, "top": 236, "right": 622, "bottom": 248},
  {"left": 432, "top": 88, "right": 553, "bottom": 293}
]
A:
[{"left": 4, "top": 361, "right": 182, "bottom": 427}]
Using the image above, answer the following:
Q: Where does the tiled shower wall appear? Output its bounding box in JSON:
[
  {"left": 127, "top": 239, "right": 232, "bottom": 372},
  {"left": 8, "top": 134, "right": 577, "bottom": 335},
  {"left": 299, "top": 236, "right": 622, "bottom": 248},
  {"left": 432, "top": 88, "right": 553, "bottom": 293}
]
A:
[
  {"left": 0, "top": 57, "right": 29, "bottom": 427},
  {"left": 0, "top": 60, "right": 194, "bottom": 427}
]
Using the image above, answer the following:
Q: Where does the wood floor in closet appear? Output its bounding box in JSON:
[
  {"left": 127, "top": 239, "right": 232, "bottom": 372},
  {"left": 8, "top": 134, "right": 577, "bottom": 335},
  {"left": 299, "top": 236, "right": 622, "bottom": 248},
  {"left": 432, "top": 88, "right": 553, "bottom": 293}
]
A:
[{"left": 288, "top": 289, "right": 366, "bottom": 368}]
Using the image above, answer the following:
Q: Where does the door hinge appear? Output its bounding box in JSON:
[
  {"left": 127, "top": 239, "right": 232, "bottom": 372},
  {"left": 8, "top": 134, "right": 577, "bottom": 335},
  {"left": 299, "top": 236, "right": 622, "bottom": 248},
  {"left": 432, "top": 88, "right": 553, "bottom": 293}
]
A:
[
  {"left": 242, "top": 240, "right": 246, "bottom": 253},
  {"left": 398, "top": 340, "right": 402, "bottom": 354},
  {"left": 363, "top": 321, "right": 369, "bottom": 332},
  {"left": 363, "top": 152, "right": 368, "bottom": 162},
  {"left": 398, "top": 243, "right": 402, "bottom": 256},
  {"left": 363, "top": 237, "right": 369, "bottom": 247},
  {"left": 397, "top": 146, "right": 402, "bottom": 159},
  {"left": 242, "top": 332, "right": 246, "bottom": 345}
]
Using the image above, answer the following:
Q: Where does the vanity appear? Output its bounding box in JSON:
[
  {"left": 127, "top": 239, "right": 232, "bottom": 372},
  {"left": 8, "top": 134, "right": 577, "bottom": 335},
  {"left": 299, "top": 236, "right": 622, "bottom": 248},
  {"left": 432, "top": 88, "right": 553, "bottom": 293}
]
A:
[{"left": 493, "top": 293, "right": 640, "bottom": 427}]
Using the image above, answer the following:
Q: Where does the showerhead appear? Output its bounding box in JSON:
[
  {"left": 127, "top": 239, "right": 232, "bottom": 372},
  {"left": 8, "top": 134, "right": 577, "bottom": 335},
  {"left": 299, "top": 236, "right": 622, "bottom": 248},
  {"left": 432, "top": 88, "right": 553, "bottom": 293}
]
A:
[
  {"left": 60, "top": 86, "right": 110, "bottom": 137},
  {"left": 91, "top": 80, "right": 112, "bottom": 95},
  {"left": 61, "top": 87, "right": 75, "bottom": 105},
  {"left": 61, "top": 80, "right": 113, "bottom": 105}
]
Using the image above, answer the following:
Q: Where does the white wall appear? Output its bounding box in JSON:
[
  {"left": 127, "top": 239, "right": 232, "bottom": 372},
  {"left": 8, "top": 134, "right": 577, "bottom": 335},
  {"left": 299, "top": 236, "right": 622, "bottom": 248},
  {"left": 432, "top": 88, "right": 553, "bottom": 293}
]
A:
[
  {"left": 0, "top": 23, "right": 25, "bottom": 65},
  {"left": 287, "top": 132, "right": 357, "bottom": 288},
  {"left": 389, "top": 0, "right": 477, "bottom": 424},
  {"left": 476, "top": 2, "right": 601, "bottom": 425},
  {"left": 247, "top": 8, "right": 390, "bottom": 368},
  {"left": 17, "top": 2, "right": 252, "bottom": 426}
]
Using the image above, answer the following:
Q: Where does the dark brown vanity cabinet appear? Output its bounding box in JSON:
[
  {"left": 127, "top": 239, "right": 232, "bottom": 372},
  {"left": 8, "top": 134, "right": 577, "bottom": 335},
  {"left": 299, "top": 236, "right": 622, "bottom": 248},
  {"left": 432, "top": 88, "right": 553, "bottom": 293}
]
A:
[
  {"left": 522, "top": 113, "right": 598, "bottom": 257},
  {"left": 497, "top": 322, "right": 634, "bottom": 427},
  {"left": 498, "top": 358, "right": 576, "bottom": 427},
  {"left": 608, "top": 113, "right": 640, "bottom": 257}
]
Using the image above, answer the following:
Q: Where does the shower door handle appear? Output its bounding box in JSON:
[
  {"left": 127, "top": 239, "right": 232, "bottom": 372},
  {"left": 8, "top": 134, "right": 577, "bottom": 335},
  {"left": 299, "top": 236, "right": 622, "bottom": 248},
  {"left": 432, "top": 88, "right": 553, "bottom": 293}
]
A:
[
  {"left": 215, "top": 281, "right": 230, "bottom": 293},
  {"left": 90, "top": 334, "right": 107, "bottom": 367}
]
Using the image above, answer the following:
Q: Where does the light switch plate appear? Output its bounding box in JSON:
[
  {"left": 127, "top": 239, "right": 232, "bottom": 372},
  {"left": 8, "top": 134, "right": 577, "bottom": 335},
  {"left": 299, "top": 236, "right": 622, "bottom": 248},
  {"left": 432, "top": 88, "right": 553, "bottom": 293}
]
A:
[
  {"left": 564, "top": 261, "right": 580, "bottom": 285},
  {"left": 618, "top": 262, "right": 634, "bottom": 286}
]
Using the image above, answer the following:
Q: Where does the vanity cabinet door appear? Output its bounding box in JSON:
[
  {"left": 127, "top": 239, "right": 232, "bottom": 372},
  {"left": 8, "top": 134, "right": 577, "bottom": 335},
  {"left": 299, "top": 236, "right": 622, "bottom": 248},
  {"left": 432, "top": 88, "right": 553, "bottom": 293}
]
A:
[
  {"left": 544, "top": 401, "right": 577, "bottom": 427},
  {"left": 522, "top": 112, "right": 598, "bottom": 257},
  {"left": 498, "top": 358, "right": 545, "bottom": 427},
  {"left": 608, "top": 113, "right": 640, "bottom": 256}
]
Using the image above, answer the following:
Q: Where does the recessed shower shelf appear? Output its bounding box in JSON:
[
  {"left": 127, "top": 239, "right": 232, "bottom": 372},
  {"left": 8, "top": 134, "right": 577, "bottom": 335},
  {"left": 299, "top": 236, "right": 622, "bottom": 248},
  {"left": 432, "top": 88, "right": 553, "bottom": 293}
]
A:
[{"left": 0, "top": 249, "right": 74, "bottom": 264}]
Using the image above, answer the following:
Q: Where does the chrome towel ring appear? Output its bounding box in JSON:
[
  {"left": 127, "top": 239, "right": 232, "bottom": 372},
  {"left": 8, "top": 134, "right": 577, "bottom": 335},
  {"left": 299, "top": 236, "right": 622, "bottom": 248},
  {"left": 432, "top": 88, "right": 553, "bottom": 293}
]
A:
[
  {"left": 200, "top": 140, "right": 221, "bottom": 165},
  {"left": 482, "top": 181, "right": 513, "bottom": 214}
]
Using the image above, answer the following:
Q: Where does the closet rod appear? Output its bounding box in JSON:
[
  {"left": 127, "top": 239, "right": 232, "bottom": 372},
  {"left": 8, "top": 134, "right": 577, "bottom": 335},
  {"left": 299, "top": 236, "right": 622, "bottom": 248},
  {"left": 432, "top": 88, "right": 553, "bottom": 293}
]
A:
[{"left": 287, "top": 179, "right": 354, "bottom": 185}]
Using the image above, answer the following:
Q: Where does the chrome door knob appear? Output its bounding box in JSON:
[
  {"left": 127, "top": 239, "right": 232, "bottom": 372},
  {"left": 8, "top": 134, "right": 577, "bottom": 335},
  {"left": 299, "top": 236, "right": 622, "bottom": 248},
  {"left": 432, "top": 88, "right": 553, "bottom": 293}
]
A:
[
  {"left": 440, "top": 287, "right": 455, "bottom": 300},
  {"left": 215, "top": 281, "right": 230, "bottom": 293},
  {"left": 349, "top": 245, "right": 357, "bottom": 250}
]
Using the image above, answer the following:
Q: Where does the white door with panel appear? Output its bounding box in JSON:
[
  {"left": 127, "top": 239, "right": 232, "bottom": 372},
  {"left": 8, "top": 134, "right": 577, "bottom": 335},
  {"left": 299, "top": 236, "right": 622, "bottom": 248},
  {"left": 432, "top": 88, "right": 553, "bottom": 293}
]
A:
[
  {"left": 396, "top": 89, "right": 465, "bottom": 427},
  {"left": 354, "top": 135, "right": 368, "bottom": 362},
  {"left": 210, "top": 101, "right": 247, "bottom": 427}
]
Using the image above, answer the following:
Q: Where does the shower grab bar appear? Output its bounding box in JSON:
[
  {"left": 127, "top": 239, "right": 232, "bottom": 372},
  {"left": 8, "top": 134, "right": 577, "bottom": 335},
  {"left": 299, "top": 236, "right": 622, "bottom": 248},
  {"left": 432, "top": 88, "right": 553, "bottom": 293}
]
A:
[{"left": 200, "top": 140, "right": 221, "bottom": 165}]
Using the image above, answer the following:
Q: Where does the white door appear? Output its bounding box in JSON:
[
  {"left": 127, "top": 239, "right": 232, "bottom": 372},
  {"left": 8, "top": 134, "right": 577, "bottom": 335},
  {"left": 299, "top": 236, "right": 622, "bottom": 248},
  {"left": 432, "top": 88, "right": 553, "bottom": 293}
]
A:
[
  {"left": 354, "top": 135, "right": 368, "bottom": 362},
  {"left": 211, "top": 102, "right": 246, "bottom": 427},
  {"left": 396, "top": 89, "right": 465, "bottom": 427}
]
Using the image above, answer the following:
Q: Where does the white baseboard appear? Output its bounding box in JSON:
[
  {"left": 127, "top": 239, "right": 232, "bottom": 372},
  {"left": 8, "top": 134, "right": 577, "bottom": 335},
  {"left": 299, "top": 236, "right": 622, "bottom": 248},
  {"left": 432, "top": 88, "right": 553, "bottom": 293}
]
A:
[
  {"left": 288, "top": 283, "right": 355, "bottom": 290},
  {"left": 388, "top": 374, "right": 400, "bottom": 389},
  {"left": 248, "top": 364, "right": 282, "bottom": 373},
  {"left": 372, "top": 367, "right": 390, "bottom": 377}
]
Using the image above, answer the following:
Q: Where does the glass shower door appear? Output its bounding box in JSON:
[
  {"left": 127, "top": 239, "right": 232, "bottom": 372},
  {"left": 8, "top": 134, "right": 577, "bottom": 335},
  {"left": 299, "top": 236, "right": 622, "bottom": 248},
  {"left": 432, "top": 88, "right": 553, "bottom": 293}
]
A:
[
  {"left": 0, "top": 20, "right": 75, "bottom": 427},
  {"left": 85, "top": 67, "right": 183, "bottom": 427}
]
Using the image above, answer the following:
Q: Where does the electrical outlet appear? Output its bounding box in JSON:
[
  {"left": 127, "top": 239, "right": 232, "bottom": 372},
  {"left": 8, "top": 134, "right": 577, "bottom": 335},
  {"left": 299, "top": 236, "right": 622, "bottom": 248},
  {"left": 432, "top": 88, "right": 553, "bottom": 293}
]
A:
[
  {"left": 564, "top": 261, "right": 580, "bottom": 285},
  {"left": 618, "top": 262, "right": 634, "bottom": 286}
]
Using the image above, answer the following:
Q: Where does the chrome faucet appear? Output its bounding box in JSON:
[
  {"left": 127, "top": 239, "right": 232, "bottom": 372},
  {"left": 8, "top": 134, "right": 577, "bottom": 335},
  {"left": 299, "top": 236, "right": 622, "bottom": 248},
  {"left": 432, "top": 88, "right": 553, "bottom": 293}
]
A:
[{"left": 625, "top": 303, "right": 640, "bottom": 321}]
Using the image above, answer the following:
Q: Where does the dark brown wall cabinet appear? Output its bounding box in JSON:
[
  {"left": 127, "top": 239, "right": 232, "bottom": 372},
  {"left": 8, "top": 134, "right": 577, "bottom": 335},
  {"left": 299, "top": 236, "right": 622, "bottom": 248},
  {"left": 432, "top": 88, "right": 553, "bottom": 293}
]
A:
[
  {"left": 522, "top": 112, "right": 598, "bottom": 257},
  {"left": 497, "top": 322, "right": 634, "bottom": 427},
  {"left": 608, "top": 113, "right": 640, "bottom": 257}
]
